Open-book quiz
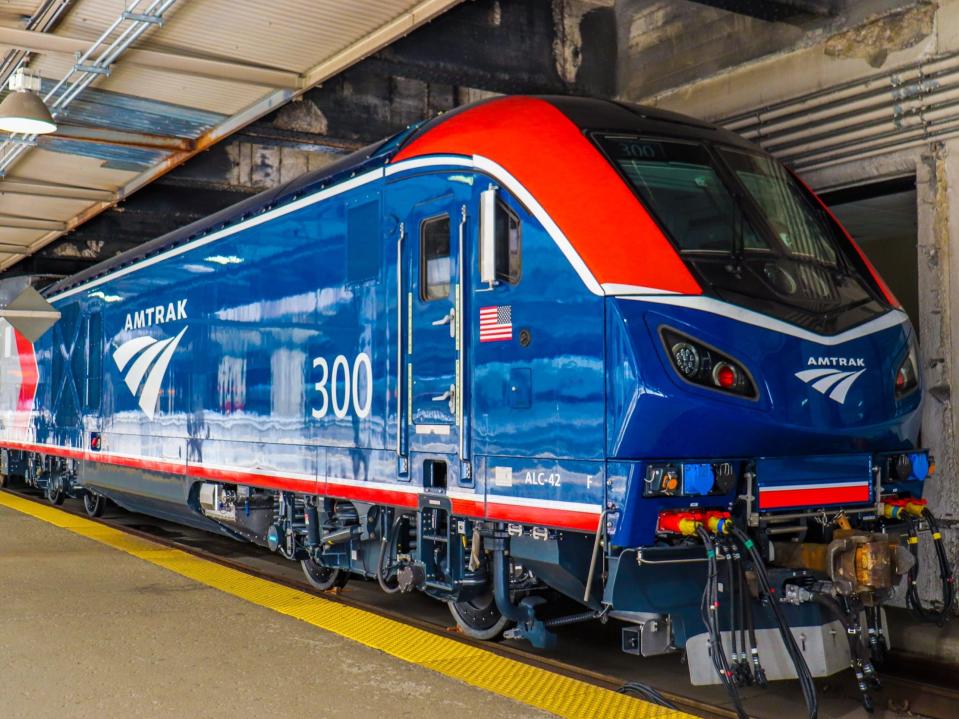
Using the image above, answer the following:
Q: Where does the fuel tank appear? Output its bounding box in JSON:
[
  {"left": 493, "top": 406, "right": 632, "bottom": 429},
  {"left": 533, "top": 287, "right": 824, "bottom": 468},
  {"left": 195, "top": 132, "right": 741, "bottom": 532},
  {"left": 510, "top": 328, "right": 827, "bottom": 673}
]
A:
[{"left": 606, "top": 296, "right": 922, "bottom": 460}]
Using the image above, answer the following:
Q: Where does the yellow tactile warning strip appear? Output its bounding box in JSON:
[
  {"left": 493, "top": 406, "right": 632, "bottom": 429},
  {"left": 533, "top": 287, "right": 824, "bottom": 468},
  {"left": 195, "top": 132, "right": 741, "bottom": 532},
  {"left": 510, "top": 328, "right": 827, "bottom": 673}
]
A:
[{"left": 0, "top": 491, "right": 696, "bottom": 719}]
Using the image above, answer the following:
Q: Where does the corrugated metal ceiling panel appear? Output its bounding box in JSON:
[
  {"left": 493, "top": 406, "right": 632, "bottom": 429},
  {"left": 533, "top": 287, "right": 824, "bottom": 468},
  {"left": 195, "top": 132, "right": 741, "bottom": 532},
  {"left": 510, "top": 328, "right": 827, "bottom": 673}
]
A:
[
  {"left": 31, "top": 52, "right": 270, "bottom": 115},
  {"left": 0, "top": 193, "right": 89, "bottom": 221},
  {"left": 0, "top": 227, "right": 51, "bottom": 248},
  {"left": 0, "top": 0, "right": 463, "bottom": 272},
  {"left": 13, "top": 147, "right": 138, "bottom": 190},
  {"left": 58, "top": 1, "right": 411, "bottom": 72}
]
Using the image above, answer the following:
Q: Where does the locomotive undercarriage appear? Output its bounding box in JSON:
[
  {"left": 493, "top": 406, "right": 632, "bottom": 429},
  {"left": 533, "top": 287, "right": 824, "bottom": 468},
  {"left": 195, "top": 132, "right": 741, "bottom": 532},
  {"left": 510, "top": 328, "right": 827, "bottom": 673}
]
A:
[
  {"left": 2, "top": 450, "right": 108, "bottom": 516},
  {"left": 194, "top": 482, "right": 604, "bottom": 646}
]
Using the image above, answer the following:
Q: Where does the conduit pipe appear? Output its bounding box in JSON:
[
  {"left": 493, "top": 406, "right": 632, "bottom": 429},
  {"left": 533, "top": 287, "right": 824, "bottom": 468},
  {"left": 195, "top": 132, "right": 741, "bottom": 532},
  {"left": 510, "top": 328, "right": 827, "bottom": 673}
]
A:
[
  {"left": 710, "top": 51, "right": 959, "bottom": 172},
  {"left": 763, "top": 85, "right": 959, "bottom": 155},
  {"left": 772, "top": 89, "right": 959, "bottom": 158},
  {"left": 722, "top": 50, "right": 959, "bottom": 131}
]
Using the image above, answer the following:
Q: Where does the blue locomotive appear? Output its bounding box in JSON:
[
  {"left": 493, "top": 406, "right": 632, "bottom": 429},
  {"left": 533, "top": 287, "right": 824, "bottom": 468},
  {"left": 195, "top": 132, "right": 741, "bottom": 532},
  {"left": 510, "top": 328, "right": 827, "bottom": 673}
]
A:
[{"left": 0, "top": 96, "right": 947, "bottom": 714}]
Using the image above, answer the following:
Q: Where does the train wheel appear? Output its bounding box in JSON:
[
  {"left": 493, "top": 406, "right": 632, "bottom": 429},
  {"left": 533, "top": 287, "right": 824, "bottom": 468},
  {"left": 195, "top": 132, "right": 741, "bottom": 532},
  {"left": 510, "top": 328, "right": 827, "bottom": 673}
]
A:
[
  {"left": 301, "top": 558, "right": 349, "bottom": 591},
  {"left": 448, "top": 592, "right": 510, "bottom": 640},
  {"left": 45, "top": 476, "right": 65, "bottom": 506},
  {"left": 83, "top": 492, "right": 107, "bottom": 518}
]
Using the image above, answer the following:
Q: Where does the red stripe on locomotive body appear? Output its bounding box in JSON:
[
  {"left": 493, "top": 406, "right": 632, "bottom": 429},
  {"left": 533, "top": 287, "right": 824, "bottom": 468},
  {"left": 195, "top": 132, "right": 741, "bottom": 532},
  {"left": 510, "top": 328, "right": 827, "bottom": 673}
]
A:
[
  {"left": 186, "top": 464, "right": 316, "bottom": 495},
  {"left": 758, "top": 484, "right": 871, "bottom": 510},
  {"left": 13, "top": 329, "right": 38, "bottom": 412},
  {"left": 449, "top": 496, "right": 486, "bottom": 518},
  {"left": 484, "top": 501, "right": 600, "bottom": 532},
  {"left": 790, "top": 170, "right": 901, "bottom": 308},
  {"left": 393, "top": 96, "right": 701, "bottom": 296},
  {"left": 324, "top": 481, "right": 420, "bottom": 509},
  {"left": 0, "top": 440, "right": 598, "bottom": 531}
]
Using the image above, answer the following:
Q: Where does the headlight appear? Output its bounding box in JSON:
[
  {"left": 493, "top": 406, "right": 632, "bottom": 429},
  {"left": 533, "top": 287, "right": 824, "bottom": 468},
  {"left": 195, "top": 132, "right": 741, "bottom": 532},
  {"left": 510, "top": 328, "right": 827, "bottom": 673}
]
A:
[
  {"left": 671, "top": 341, "right": 700, "bottom": 377},
  {"left": 661, "top": 327, "right": 756, "bottom": 398},
  {"left": 895, "top": 342, "right": 919, "bottom": 398}
]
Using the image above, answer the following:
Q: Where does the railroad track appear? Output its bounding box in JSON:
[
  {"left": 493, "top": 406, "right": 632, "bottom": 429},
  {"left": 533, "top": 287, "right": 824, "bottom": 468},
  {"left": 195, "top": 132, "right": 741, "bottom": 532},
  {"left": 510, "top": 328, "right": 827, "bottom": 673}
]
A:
[{"left": 5, "top": 486, "right": 958, "bottom": 719}]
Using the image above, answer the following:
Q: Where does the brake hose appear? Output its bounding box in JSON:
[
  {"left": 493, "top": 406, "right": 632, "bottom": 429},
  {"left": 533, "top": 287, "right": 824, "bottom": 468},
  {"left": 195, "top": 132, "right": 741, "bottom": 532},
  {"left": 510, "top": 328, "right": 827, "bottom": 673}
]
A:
[
  {"left": 905, "top": 508, "right": 955, "bottom": 625},
  {"left": 376, "top": 514, "right": 405, "bottom": 594},
  {"left": 696, "top": 527, "right": 749, "bottom": 719},
  {"left": 725, "top": 539, "right": 741, "bottom": 683},
  {"left": 731, "top": 526, "right": 818, "bottom": 719}
]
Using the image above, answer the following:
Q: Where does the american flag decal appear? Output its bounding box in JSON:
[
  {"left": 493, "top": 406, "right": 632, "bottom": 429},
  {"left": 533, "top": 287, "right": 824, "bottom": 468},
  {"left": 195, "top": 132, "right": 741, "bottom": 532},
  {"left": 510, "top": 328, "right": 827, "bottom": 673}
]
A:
[{"left": 479, "top": 305, "right": 513, "bottom": 343}]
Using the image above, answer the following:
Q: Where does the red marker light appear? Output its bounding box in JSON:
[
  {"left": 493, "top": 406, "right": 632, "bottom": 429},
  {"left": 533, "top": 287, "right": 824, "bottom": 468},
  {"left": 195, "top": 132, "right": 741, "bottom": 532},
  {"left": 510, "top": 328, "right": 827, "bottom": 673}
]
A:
[
  {"left": 713, "top": 362, "right": 737, "bottom": 389},
  {"left": 896, "top": 369, "right": 907, "bottom": 390}
]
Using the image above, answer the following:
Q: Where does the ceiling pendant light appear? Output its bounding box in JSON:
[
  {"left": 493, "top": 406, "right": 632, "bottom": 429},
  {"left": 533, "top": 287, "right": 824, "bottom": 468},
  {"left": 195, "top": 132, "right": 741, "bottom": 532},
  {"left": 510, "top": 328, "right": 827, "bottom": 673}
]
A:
[{"left": 0, "top": 68, "right": 56, "bottom": 135}]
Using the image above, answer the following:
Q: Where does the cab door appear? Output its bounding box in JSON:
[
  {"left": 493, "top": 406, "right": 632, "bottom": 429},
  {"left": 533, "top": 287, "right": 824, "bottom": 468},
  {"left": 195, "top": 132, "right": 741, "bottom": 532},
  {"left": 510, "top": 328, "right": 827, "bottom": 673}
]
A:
[{"left": 392, "top": 174, "right": 471, "bottom": 455}]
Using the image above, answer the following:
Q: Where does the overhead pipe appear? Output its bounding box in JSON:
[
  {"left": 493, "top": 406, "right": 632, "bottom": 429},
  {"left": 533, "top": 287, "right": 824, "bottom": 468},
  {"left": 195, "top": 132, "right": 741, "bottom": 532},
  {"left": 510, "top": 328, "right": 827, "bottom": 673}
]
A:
[
  {"left": 734, "top": 61, "right": 959, "bottom": 143},
  {"left": 743, "top": 75, "right": 959, "bottom": 151},
  {"left": 750, "top": 73, "right": 959, "bottom": 146},
  {"left": 771, "top": 86, "right": 959, "bottom": 158},
  {"left": 707, "top": 50, "right": 959, "bottom": 174},
  {"left": 721, "top": 49, "right": 959, "bottom": 131},
  {"left": 782, "top": 99, "right": 959, "bottom": 168}
]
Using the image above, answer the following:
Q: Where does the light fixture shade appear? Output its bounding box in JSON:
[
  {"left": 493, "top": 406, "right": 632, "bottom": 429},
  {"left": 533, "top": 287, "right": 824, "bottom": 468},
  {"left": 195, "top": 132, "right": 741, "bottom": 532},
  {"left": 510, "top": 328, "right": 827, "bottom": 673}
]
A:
[{"left": 0, "top": 90, "right": 56, "bottom": 134}]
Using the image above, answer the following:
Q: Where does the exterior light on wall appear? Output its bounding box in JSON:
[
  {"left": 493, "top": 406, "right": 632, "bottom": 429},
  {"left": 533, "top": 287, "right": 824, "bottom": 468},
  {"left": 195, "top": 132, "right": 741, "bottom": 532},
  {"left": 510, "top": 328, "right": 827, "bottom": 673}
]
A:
[{"left": 0, "top": 68, "right": 56, "bottom": 135}]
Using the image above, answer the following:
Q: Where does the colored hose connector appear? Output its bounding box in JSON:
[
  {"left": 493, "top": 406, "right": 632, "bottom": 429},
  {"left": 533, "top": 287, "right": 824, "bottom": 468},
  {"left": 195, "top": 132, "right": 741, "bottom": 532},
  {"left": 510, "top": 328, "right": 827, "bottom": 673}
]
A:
[
  {"left": 881, "top": 497, "right": 928, "bottom": 519},
  {"left": 657, "top": 509, "right": 732, "bottom": 536},
  {"left": 706, "top": 511, "right": 732, "bottom": 535}
]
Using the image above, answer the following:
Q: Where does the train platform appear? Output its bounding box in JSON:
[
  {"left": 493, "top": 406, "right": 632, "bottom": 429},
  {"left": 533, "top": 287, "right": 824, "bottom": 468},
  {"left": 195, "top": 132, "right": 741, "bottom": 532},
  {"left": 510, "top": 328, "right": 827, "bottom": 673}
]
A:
[{"left": 0, "top": 492, "right": 687, "bottom": 719}]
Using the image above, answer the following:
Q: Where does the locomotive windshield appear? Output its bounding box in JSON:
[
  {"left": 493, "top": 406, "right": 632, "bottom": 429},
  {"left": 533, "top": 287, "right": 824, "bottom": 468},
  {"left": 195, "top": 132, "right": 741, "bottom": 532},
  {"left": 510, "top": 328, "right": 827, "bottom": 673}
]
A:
[{"left": 596, "top": 134, "right": 889, "bottom": 334}]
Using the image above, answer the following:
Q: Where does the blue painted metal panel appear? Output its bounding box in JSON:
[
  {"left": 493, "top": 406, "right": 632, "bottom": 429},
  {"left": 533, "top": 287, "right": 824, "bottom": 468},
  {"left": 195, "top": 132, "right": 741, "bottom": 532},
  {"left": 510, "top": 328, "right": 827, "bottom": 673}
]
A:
[
  {"left": 42, "top": 79, "right": 226, "bottom": 139},
  {"left": 468, "top": 191, "right": 605, "bottom": 462},
  {"left": 41, "top": 138, "right": 170, "bottom": 170}
]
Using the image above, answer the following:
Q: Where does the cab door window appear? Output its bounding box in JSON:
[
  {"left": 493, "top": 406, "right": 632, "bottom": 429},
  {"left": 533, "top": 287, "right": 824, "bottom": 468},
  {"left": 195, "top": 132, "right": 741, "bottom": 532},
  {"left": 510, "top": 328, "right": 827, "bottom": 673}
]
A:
[{"left": 421, "top": 215, "right": 451, "bottom": 300}]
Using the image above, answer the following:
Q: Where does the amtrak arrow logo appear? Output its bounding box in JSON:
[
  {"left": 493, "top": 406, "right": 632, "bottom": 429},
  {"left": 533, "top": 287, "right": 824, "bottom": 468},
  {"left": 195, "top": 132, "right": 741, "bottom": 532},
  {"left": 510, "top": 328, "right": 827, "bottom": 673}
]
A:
[
  {"left": 794, "top": 367, "right": 866, "bottom": 405},
  {"left": 112, "top": 328, "right": 188, "bottom": 419}
]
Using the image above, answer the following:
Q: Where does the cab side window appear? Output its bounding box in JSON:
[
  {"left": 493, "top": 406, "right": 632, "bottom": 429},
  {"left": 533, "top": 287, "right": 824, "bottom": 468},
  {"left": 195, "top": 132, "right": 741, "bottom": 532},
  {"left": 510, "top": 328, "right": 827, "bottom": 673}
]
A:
[
  {"left": 421, "top": 215, "right": 451, "bottom": 301},
  {"left": 495, "top": 201, "right": 521, "bottom": 284}
]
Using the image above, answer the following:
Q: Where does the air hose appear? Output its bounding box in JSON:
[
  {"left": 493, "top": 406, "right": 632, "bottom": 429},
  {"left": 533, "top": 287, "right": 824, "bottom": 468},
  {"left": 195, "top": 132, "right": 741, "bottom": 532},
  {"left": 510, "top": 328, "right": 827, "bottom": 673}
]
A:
[
  {"left": 813, "top": 593, "right": 879, "bottom": 712},
  {"left": 905, "top": 508, "right": 955, "bottom": 625},
  {"left": 743, "top": 559, "right": 767, "bottom": 688},
  {"left": 615, "top": 681, "right": 678, "bottom": 710},
  {"left": 376, "top": 514, "right": 405, "bottom": 594},
  {"left": 723, "top": 538, "right": 752, "bottom": 687},
  {"left": 730, "top": 526, "right": 818, "bottom": 719},
  {"left": 696, "top": 526, "right": 749, "bottom": 719}
]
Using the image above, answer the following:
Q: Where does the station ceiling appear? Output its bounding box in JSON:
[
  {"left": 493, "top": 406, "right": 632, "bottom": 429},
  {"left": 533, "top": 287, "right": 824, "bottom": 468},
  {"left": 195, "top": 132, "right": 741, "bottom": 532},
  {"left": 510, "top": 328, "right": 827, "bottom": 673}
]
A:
[{"left": 0, "top": 0, "right": 461, "bottom": 274}]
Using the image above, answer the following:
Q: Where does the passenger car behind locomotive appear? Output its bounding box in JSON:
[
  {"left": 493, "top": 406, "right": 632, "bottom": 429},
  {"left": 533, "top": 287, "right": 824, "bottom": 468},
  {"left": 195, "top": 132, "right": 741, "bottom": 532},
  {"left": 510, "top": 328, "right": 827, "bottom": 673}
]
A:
[{"left": 0, "top": 96, "right": 946, "bottom": 713}]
